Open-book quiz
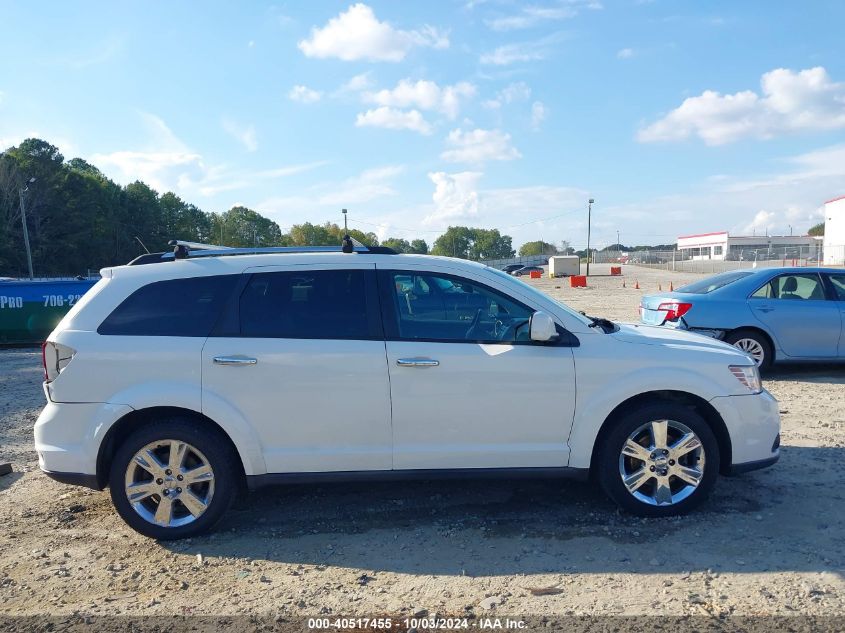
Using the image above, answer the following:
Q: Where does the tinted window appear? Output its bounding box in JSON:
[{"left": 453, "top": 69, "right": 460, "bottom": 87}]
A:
[
  {"left": 387, "top": 271, "right": 533, "bottom": 342},
  {"left": 751, "top": 274, "right": 826, "bottom": 301},
  {"left": 676, "top": 270, "right": 753, "bottom": 294},
  {"left": 240, "top": 270, "right": 370, "bottom": 338},
  {"left": 98, "top": 275, "right": 237, "bottom": 336},
  {"left": 826, "top": 274, "right": 845, "bottom": 300}
]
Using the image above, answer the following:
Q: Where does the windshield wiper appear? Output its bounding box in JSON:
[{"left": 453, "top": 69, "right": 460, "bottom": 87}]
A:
[{"left": 580, "top": 312, "right": 616, "bottom": 333}]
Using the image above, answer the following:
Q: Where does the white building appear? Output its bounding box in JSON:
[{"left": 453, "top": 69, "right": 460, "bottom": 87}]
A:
[
  {"left": 823, "top": 195, "right": 845, "bottom": 266},
  {"left": 677, "top": 231, "right": 821, "bottom": 262}
]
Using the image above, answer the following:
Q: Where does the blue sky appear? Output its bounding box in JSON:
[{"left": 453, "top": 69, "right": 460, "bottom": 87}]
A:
[{"left": 2, "top": 1, "right": 844, "bottom": 249}]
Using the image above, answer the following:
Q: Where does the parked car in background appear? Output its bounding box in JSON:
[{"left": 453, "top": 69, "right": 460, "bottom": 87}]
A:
[
  {"left": 36, "top": 241, "right": 779, "bottom": 539},
  {"left": 640, "top": 267, "right": 845, "bottom": 370},
  {"left": 501, "top": 264, "right": 525, "bottom": 274},
  {"left": 512, "top": 266, "right": 544, "bottom": 276}
]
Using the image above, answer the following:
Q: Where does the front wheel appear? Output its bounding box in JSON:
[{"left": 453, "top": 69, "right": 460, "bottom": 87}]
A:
[
  {"left": 725, "top": 329, "right": 772, "bottom": 372},
  {"left": 596, "top": 403, "right": 719, "bottom": 517},
  {"left": 109, "top": 418, "right": 239, "bottom": 539}
]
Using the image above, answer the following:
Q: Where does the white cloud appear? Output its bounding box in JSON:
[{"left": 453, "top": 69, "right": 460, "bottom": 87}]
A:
[
  {"left": 222, "top": 119, "right": 258, "bottom": 152},
  {"left": 355, "top": 107, "right": 433, "bottom": 135},
  {"left": 426, "top": 171, "right": 483, "bottom": 224},
  {"left": 484, "top": 2, "right": 601, "bottom": 31},
  {"left": 298, "top": 3, "right": 448, "bottom": 62},
  {"left": 91, "top": 113, "right": 204, "bottom": 193},
  {"left": 483, "top": 81, "right": 532, "bottom": 110},
  {"left": 638, "top": 66, "right": 845, "bottom": 145},
  {"left": 364, "top": 79, "right": 476, "bottom": 119},
  {"left": 257, "top": 164, "right": 405, "bottom": 215},
  {"left": 617, "top": 47, "right": 634, "bottom": 59},
  {"left": 288, "top": 85, "right": 322, "bottom": 103},
  {"left": 480, "top": 32, "right": 564, "bottom": 65},
  {"left": 531, "top": 101, "right": 548, "bottom": 129},
  {"left": 441, "top": 128, "right": 521, "bottom": 163},
  {"left": 339, "top": 72, "right": 375, "bottom": 93}
]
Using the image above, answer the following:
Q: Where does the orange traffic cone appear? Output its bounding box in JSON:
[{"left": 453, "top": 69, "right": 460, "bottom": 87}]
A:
[
  {"left": 669, "top": 281, "right": 674, "bottom": 291},
  {"left": 622, "top": 280, "right": 626, "bottom": 288},
  {"left": 635, "top": 279, "right": 640, "bottom": 290}
]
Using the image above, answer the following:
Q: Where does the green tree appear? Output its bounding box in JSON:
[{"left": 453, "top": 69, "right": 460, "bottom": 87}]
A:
[
  {"left": 211, "top": 206, "right": 284, "bottom": 247},
  {"left": 431, "top": 226, "right": 514, "bottom": 260},
  {"left": 287, "top": 222, "right": 377, "bottom": 247},
  {"left": 808, "top": 222, "right": 824, "bottom": 236},
  {"left": 409, "top": 239, "right": 429, "bottom": 254},
  {"left": 518, "top": 240, "right": 557, "bottom": 257},
  {"left": 382, "top": 237, "right": 411, "bottom": 253}
]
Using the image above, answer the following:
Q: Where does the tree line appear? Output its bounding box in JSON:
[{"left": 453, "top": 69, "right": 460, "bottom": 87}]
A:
[{"left": 0, "top": 139, "right": 525, "bottom": 277}]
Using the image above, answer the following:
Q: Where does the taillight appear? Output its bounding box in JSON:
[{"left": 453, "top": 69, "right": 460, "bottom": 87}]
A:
[
  {"left": 42, "top": 341, "right": 76, "bottom": 382},
  {"left": 41, "top": 341, "right": 49, "bottom": 381},
  {"left": 657, "top": 301, "right": 692, "bottom": 321}
]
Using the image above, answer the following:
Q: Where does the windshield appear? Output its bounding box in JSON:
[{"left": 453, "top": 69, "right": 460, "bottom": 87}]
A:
[
  {"left": 485, "top": 267, "right": 593, "bottom": 326},
  {"left": 675, "top": 270, "right": 753, "bottom": 294}
]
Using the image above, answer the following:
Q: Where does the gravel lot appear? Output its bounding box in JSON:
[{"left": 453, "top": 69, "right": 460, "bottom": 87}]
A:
[{"left": 1, "top": 264, "right": 843, "bottom": 620}]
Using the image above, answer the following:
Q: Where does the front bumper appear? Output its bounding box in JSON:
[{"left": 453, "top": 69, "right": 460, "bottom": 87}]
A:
[{"left": 710, "top": 389, "right": 781, "bottom": 471}]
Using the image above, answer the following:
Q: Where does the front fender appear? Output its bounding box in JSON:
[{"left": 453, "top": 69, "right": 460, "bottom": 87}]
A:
[{"left": 566, "top": 364, "right": 730, "bottom": 469}]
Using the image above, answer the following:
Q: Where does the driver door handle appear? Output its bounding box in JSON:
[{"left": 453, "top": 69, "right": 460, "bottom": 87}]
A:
[
  {"left": 755, "top": 305, "right": 775, "bottom": 313},
  {"left": 396, "top": 358, "right": 440, "bottom": 368},
  {"left": 213, "top": 355, "right": 258, "bottom": 366}
]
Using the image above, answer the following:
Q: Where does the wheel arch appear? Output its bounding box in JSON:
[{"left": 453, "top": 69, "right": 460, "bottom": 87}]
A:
[
  {"left": 725, "top": 325, "right": 777, "bottom": 362},
  {"left": 589, "top": 390, "right": 733, "bottom": 477},
  {"left": 96, "top": 406, "right": 247, "bottom": 490}
]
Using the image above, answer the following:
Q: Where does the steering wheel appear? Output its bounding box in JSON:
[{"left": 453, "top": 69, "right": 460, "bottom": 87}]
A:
[{"left": 464, "top": 308, "right": 484, "bottom": 339}]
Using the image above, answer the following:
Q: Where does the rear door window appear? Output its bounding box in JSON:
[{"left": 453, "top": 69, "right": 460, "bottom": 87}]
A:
[
  {"left": 98, "top": 275, "right": 238, "bottom": 336},
  {"left": 239, "top": 269, "right": 377, "bottom": 339}
]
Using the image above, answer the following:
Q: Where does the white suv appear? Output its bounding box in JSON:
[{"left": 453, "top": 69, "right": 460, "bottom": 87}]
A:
[{"left": 35, "top": 242, "right": 780, "bottom": 539}]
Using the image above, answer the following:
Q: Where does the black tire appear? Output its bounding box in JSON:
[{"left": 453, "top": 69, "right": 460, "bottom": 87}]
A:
[
  {"left": 596, "top": 402, "right": 720, "bottom": 517},
  {"left": 109, "top": 417, "right": 239, "bottom": 540},
  {"left": 724, "top": 329, "right": 773, "bottom": 372}
]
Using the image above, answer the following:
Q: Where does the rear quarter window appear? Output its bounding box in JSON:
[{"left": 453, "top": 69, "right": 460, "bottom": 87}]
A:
[{"left": 98, "top": 275, "right": 238, "bottom": 336}]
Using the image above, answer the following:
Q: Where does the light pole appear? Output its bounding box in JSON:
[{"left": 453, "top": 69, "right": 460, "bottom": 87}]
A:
[
  {"left": 18, "top": 177, "right": 36, "bottom": 280},
  {"left": 342, "top": 208, "right": 348, "bottom": 233},
  {"left": 586, "top": 198, "right": 595, "bottom": 276}
]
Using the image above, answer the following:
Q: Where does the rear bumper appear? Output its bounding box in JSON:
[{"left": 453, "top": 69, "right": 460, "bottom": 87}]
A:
[
  {"left": 34, "top": 400, "right": 133, "bottom": 486},
  {"left": 42, "top": 470, "right": 102, "bottom": 490}
]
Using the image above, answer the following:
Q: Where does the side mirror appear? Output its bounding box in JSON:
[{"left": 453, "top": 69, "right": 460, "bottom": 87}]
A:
[{"left": 529, "top": 311, "right": 558, "bottom": 342}]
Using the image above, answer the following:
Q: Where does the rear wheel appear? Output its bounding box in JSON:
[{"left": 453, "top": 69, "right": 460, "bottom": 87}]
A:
[
  {"left": 109, "top": 418, "right": 238, "bottom": 539},
  {"left": 725, "top": 329, "right": 772, "bottom": 371},
  {"left": 597, "top": 403, "right": 719, "bottom": 517}
]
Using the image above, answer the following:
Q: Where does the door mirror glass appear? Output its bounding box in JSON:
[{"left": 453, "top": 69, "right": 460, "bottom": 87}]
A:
[{"left": 529, "top": 311, "right": 558, "bottom": 342}]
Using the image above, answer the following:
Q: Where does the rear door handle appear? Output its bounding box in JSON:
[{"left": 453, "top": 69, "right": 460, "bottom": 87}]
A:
[
  {"left": 396, "top": 358, "right": 440, "bottom": 367},
  {"left": 213, "top": 355, "right": 258, "bottom": 366},
  {"left": 755, "top": 305, "right": 775, "bottom": 313}
]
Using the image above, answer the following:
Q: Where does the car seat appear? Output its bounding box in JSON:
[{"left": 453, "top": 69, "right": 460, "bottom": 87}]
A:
[{"left": 780, "top": 276, "right": 800, "bottom": 300}]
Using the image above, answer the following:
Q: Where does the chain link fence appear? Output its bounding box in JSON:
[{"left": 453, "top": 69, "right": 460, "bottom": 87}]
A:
[{"left": 593, "top": 244, "right": 842, "bottom": 273}]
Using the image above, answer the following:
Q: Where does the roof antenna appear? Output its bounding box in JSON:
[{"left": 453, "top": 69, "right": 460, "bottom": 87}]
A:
[
  {"left": 134, "top": 236, "right": 150, "bottom": 254},
  {"left": 341, "top": 208, "right": 353, "bottom": 253}
]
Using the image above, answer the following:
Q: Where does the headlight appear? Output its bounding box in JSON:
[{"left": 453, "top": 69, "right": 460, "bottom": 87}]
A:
[{"left": 729, "top": 365, "right": 762, "bottom": 393}]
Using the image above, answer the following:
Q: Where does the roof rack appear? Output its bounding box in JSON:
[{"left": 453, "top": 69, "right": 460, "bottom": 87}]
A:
[{"left": 126, "top": 239, "right": 397, "bottom": 266}]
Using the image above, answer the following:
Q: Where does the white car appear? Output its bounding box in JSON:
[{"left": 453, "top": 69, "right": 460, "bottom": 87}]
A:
[{"left": 36, "top": 242, "right": 780, "bottom": 539}]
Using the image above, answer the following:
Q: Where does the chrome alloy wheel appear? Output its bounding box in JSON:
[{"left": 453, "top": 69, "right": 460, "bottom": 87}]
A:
[
  {"left": 732, "top": 338, "right": 765, "bottom": 366},
  {"left": 124, "top": 440, "right": 215, "bottom": 528},
  {"left": 618, "top": 419, "right": 706, "bottom": 506}
]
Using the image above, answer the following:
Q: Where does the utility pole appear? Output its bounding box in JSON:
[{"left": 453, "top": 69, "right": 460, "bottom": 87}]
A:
[
  {"left": 18, "top": 177, "right": 36, "bottom": 280},
  {"left": 586, "top": 198, "right": 595, "bottom": 276},
  {"left": 616, "top": 229, "right": 620, "bottom": 253}
]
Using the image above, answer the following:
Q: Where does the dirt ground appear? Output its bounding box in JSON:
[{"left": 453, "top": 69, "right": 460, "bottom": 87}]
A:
[{"left": 1, "top": 264, "right": 843, "bottom": 620}]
